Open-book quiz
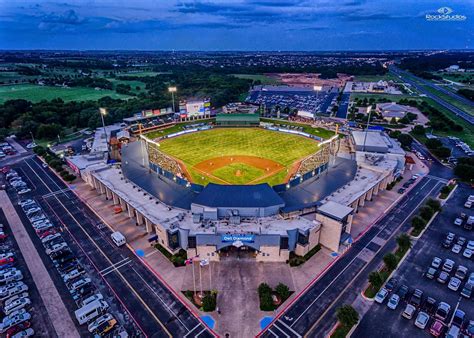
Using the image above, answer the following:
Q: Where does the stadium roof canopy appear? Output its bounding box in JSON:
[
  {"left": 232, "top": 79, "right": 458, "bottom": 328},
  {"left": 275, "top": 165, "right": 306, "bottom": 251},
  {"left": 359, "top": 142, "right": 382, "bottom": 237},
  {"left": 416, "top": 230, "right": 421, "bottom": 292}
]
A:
[{"left": 194, "top": 183, "right": 284, "bottom": 208}]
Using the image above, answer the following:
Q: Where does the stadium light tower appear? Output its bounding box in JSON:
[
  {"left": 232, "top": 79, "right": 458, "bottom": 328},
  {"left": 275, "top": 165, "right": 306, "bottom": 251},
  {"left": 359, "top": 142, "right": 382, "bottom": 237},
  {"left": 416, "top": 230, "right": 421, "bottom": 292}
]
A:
[
  {"left": 99, "top": 107, "right": 110, "bottom": 160},
  {"left": 168, "top": 86, "right": 177, "bottom": 112}
]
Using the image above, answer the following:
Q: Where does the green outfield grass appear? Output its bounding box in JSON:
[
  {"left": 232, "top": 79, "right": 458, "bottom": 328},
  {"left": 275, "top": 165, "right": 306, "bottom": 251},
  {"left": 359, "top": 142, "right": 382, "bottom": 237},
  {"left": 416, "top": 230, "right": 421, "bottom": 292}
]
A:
[
  {"left": 0, "top": 84, "right": 132, "bottom": 103},
  {"left": 156, "top": 128, "right": 320, "bottom": 186}
]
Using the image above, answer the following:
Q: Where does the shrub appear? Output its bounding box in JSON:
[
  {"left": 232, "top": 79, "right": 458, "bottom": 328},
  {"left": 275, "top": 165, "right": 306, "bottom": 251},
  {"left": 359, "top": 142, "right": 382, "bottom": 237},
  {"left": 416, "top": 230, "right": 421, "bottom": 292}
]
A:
[
  {"left": 336, "top": 305, "right": 359, "bottom": 328},
  {"left": 440, "top": 186, "right": 451, "bottom": 195},
  {"left": 258, "top": 283, "right": 272, "bottom": 296},
  {"left": 383, "top": 253, "right": 398, "bottom": 271},
  {"left": 275, "top": 283, "right": 290, "bottom": 301},
  {"left": 419, "top": 206, "right": 435, "bottom": 221},
  {"left": 202, "top": 292, "right": 217, "bottom": 312}
]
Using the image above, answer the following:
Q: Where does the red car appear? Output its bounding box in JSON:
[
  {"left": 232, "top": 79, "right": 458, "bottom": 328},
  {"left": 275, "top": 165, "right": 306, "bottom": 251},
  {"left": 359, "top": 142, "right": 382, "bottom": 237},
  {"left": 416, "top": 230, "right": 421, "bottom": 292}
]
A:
[
  {"left": 0, "top": 166, "right": 10, "bottom": 174},
  {"left": 6, "top": 321, "right": 31, "bottom": 338},
  {"left": 429, "top": 319, "right": 445, "bottom": 337},
  {"left": 38, "top": 229, "right": 57, "bottom": 239},
  {"left": 0, "top": 257, "right": 14, "bottom": 266},
  {"left": 0, "top": 232, "right": 7, "bottom": 240}
]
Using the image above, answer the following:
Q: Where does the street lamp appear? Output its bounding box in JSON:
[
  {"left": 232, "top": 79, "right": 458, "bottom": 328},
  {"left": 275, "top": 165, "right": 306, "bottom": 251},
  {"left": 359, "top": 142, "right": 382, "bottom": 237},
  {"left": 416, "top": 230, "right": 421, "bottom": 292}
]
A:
[
  {"left": 99, "top": 107, "right": 110, "bottom": 160},
  {"left": 168, "top": 86, "right": 177, "bottom": 112}
]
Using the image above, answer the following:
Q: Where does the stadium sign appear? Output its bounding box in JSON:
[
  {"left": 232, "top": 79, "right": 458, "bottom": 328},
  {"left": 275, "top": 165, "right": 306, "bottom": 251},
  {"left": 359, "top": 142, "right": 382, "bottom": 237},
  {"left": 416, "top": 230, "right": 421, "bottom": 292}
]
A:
[{"left": 221, "top": 234, "right": 255, "bottom": 243}]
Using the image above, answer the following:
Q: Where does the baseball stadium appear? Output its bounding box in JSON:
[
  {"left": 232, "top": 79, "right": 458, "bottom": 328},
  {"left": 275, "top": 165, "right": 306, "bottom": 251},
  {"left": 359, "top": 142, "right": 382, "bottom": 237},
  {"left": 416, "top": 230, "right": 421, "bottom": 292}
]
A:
[{"left": 86, "top": 113, "right": 404, "bottom": 262}]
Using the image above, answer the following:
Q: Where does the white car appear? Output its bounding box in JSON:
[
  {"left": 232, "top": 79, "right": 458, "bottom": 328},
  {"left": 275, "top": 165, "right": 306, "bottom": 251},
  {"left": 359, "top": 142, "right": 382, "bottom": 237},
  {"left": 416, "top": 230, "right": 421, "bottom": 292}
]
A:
[
  {"left": 0, "top": 252, "right": 14, "bottom": 260},
  {"left": 87, "top": 313, "right": 114, "bottom": 333},
  {"left": 0, "top": 282, "right": 28, "bottom": 299},
  {"left": 18, "top": 200, "right": 34, "bottom": 207},
  {"left": 431, "top": 257, "right": 442, "bottom": 269},
  {"left": 387, "top": 294, "right": 400, "bottom": 310},
  {"left": 0, "top": 312, "right": 31, "bottom": 333},
  {"left": 452, "top": 244, "right": 462, "bottom": 254},
  {"left": 17, "top": 189, "right": 31, "bottom": 195},
  {"left": 0, "top": 270, "right": 23, "bottom": 284},
  {"left": 415, "top": 311, "right": 429, "bottom": 329},
  {"left": 3, "top": 292, "right": 29, "bottom": 307},
  {"left": 63, "top": 269, "right": 84, "bottom": 283},
  {"left": 464, "top": 249, "right": 473, "bottom": 259},
  {"left": 465, "top": 201, "right": 472, "bottom": 209},
  {"left": 374, "top": 288, "right": 389, "bottom": 304},
  {"left": 442, "top": 259, "right": 455, "bottom": 272},
  {"left": 4, "top": 297, "right": 31, "bottom": 316},
  {"left": 45, "top": 242, "right": 68, "bottom": 255},
  {"left": 454, "top": 218, "right": 463, "bottom": 226},
  {"left": 25, "top": 207, "right": 40, "bottom": 215},
  {"left": 467, "top": 241, "right": 474, "bottom": 251},
  {"left": 11, "top": 328, "right": 35, "bottom": 338},
  {"left": 41, "top": 233, "right": 62, "bottom": 245},
  {"left": 448, "top": 277, "right": 462, "bottom": 291}
]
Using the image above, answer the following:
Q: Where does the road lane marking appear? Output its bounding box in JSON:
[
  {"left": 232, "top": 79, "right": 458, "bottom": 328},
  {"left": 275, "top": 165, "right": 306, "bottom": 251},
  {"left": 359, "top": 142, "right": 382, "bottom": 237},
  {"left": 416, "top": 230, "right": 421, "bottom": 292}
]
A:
[
  {"left": 277, "top": 319, "right": 302, "bottom": 337},
  {"left": 23, "top": 159, "right": 173, "bottom": 337}
]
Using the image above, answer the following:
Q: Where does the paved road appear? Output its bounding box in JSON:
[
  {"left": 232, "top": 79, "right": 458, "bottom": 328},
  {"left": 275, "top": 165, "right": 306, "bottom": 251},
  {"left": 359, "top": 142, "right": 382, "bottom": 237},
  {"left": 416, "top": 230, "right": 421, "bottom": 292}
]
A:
[
  {"left": 389, "top": 66, "right": 474, "bottom": 125},
  {"left": 259, "top": 176, "right": 445, "bottom": 338},
  {"left": 14, "top": 157, "right": 214, "bottom": 338}
]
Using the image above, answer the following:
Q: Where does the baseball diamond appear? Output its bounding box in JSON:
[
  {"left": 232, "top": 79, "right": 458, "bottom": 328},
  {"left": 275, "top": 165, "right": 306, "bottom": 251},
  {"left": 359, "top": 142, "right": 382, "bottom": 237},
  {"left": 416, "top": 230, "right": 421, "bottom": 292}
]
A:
[{"left": 148, "top": 128, "right": 326, "bottom": 186}]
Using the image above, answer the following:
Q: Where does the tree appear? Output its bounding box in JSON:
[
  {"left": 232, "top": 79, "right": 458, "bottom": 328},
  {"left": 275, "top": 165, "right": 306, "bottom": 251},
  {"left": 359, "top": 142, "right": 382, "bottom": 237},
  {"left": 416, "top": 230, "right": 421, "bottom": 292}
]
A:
[
  {"left": 383, "top": 253, "right": 398, "bottom": 270},
  {"left": 396, "top": 234, "right": 411, "bottom": 251},
  {"left": 258, "top": 283, "right": 272, "bottom": 296},
  {"left": 426, "top": 198, "right": 441, "bottom": 212},
  {"left": 397, "top": 133, "right": 413, "bottom": 148},
  {"left": 419, "top": 206, "right": 434, "bottom": 221},
  {"left": 412, "top": 216, "right": 426, "bottom": 230},
  {"left": 368, "top": 271, "right": 383, "bottom": 288},
  {"left": 202, "top": 293, "right": 216, "bottom": 312},
  {"left": 425, "top": 138, "right": 442, "bottom": 150},
  {"left": 390, "top": 117, "right": 398, "bottom": 125},
  {"left": 337, "top": 305, "right": 359, "bottom": 328},
  {"left": 275, "top": 283, "right": 290, "bottom": 301},
  {"left": 412, "top": 125, "right": 425, "bottom": 135}
]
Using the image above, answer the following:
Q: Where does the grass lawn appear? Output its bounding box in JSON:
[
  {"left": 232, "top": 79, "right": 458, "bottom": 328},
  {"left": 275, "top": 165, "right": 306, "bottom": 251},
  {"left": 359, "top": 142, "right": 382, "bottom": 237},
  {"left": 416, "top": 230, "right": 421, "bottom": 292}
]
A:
[
  {"left": 260, "top": 118, "right": 335, "bottom": 139},
  {"left": 157, "top": 128, "right": 319, "bottom": 186},
  {"left": 350, "top": 93, "right": 415, "bottom": 102},
  {"left": 0, "top": 84, "right": 132, "bottom": 103},
  {"left": 212, "top": 163, "right": 264, "bottom": 185},
  {"left": 106, "top": 78, "right": 147, "bottom": 94},
  {"left": 420, "top": 84, "right": 474, "bottom": 117},
  {"left": 118, "top": 71, "right": 164, "bottom": 77},
  {"left": 232, "top": 74, "right": 281, "bottom": 85}
]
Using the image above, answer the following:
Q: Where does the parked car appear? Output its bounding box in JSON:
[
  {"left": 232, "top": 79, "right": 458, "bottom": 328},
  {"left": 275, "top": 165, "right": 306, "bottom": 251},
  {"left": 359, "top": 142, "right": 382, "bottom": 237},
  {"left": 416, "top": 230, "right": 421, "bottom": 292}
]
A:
[
  {"left": 410, "top": 288, "right": 423, "bottom": 307},
  {"left": 87, "top": 313, "right": 114, "bottom": 333},
  {"left": 442, "top": 259, "right": 455, "bottom": 273},
  {"left": 17, "top": 189, "right": 31, "bottom": 195},
  {"left": 454, "top": 218, "right": 463, "bottom": 226},
  {"left": 415, "top": 311, "right": 429, "bottom": 329},
  {"left": 0, "top": 270, "right": 23, "bottom": 284},
  {"left": 429, "top": 320, "right": 445, "bottom": 337},
  {"left": 461, "top": 283, "right": 472, "bottom": 298},
  {"left": 5, "top": 321, "right": 32, "bottom": 337},
  {"left": 385, "top": 278, "right": 397, "bottom": 291},
  {"left": 435, "top": 302, "right": 451, "bottom": 322},
  {"left": 374, "top": 288, "right": 389, "bottom": 304},
  {"left": 463, "top": 248, "right": 473, "bottom": 259},
  {"left": 452, "top": 244, "right": 462, "bottom": 254},
  {"left": 448, "top": 277, "right": 462, "bottom": 291},
  {"left": 402, "top": 304, "right": 416, "bottom": 319},
  {"left": 452, "top": 309, "right": 465, "bottom": 328},
  {"left": 4, "top": 298, "right": 31, "bottom": 316},
  {"left": 426, "top": 267, "right": 437, "bottom": 279},
  {"left": 431, "top": 257, "right": 442, "bottom": 269},
  {"left": 424, "top": 296, "right": 437, "bottom": 315},
  {"left": 455, "top": 266, "right": 468, "bottom": 280},
  {"left": 0, "top": 312, "right": 31, "bottom": 333},
  {"left": 387, "top": 294, "right": 400, "bottom": 310},
  {"left": 0, "top": 282, "right": 28, "bottom": 300},
  {"left": 397, "top": 284, "right": 409, "bottom": 300},
  {"left": 3, "top": 292, "right": 29, "bottom": 308},
  {"left": 467, "top": 240, "right": 474, "bottom": 251},
  {"left": 10, "top": 327, "right": 34, "bottom": 338}
]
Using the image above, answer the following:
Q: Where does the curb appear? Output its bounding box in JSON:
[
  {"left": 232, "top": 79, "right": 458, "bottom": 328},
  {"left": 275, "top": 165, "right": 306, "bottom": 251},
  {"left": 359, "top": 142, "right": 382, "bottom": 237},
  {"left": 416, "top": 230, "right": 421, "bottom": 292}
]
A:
[
  {"left": 410, "top": 210, "right": 440, "bottom": 239},
  {"left": 438, "top": 184, "right": 458, "bottom": 205}
]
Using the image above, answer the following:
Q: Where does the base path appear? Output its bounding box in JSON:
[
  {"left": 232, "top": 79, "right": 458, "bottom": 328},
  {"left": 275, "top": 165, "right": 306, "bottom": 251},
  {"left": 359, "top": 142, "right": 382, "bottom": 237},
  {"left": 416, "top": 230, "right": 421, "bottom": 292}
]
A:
[{"left": 0, "top": 191, "right": 80, "bottom": 338}]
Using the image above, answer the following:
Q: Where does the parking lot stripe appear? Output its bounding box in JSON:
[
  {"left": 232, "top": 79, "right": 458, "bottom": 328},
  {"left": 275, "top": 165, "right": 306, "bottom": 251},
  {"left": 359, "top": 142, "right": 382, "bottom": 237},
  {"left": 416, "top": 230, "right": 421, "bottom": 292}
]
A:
[{"left": 277, "top": 319, "right": 302, "bottom": 337}]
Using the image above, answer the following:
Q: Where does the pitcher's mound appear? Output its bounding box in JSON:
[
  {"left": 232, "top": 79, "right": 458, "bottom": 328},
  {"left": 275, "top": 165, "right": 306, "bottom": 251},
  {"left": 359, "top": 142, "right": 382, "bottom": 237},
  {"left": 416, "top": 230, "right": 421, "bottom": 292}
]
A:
[{"left": 235, "top": 169, "right": 242, "bottom": 177}]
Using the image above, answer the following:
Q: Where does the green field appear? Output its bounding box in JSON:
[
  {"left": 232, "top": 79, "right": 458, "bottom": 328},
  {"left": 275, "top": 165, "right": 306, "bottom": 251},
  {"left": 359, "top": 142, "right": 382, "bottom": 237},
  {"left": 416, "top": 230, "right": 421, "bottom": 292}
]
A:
[
  {"left": 353, "top": 73, "right": 400, "bottom": 82},
  {"left": 231, "top": 74, "right": 280, "bottom": 85},
  {"left": 156, "top": 128, "right": 320, "bottom": 186},
  {"left": 118, "top": 71, "right": 164, "bottom": 77},
  {"left": 107, "top": 78, "right": 147, "bottom": 94},
  {"left": 0, "top": 84, "right": 132, "bottom": 103}
]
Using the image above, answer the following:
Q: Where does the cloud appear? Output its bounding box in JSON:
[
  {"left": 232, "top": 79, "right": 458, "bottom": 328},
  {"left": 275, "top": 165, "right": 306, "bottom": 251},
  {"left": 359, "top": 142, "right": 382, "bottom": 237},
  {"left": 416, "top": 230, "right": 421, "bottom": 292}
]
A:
[{"left": 38, "top": 9, "right": 86, "bottom": 31}]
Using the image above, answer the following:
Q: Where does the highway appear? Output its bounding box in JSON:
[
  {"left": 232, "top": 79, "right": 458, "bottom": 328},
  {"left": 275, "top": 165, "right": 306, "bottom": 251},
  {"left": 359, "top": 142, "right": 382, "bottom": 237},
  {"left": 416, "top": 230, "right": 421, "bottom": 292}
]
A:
[
  {"left": 389, "top": 66, "right": 474, "bottom": 125},
  {"left": 15, "top": 156, "right": 214, "bottom": 338},
  {"left": 259, "top": 175, "right": 445, "bottom": 338}
]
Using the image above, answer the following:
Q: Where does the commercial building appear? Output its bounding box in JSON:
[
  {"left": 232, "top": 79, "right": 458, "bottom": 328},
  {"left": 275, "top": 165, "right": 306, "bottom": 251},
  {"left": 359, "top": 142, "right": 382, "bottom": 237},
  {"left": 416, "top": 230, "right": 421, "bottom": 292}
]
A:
[{"left": 375, "top": 102, "right": 421, "bottom": 121}]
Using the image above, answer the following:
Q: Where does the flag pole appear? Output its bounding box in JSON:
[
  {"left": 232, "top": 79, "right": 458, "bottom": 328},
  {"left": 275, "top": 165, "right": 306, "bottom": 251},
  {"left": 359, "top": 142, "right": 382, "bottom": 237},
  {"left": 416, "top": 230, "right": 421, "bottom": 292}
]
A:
[
  {"left": 199, "top": 263, "right": 203, "bottom": 297},
  {"left": 192, "top": 261, "right": 196, "bottom": 296},
  {"left": 209, "top": 261, "right": 212, "bottom": 291}
]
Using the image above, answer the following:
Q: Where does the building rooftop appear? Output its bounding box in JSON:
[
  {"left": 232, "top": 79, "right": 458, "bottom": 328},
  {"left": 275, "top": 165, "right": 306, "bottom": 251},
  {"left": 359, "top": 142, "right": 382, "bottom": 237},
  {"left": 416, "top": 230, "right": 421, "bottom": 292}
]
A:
[
  {"left": 317, "top": 200, "right": 353, "bottom": 221},
  {"left": 351, "top": 130, "right": 404, "bottom": 155}
]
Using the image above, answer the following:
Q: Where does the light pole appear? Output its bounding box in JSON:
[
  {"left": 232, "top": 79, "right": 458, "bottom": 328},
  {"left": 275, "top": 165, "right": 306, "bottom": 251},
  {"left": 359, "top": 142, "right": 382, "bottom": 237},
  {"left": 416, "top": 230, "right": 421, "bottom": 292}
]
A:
[
  {"left": 29, "top": 131, "right": 35, "bottom": 145},
  {"left": 168, "top": 86, "right": 177, "bottom": 112},
  {"left": 99, "top": 108, "right": 110, "bottom": 160}
]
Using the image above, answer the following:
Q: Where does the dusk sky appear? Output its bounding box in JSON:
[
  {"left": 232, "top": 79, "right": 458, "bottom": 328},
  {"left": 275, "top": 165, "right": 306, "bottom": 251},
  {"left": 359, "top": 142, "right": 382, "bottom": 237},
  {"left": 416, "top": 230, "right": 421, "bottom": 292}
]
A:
[{"left": 0, "top": 0, "right": 472, "bottom": 51}]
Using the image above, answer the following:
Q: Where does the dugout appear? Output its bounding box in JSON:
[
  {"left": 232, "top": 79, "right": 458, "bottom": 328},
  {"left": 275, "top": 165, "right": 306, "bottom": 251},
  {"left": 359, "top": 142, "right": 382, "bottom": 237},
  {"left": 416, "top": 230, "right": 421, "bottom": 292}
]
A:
[{"left": 216, "top": 113, "right": 260, "bottom": 127}]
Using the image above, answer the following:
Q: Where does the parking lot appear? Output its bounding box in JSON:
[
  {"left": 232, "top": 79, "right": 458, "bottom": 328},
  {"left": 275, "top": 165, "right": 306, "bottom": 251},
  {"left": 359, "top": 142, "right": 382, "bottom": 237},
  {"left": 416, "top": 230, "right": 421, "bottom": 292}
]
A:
[
  {"left": 354, "top": 184, "right": 474, "bottom": 337},
  {"left": 0, "top": 209, "right": 56, "bottom": 336}
]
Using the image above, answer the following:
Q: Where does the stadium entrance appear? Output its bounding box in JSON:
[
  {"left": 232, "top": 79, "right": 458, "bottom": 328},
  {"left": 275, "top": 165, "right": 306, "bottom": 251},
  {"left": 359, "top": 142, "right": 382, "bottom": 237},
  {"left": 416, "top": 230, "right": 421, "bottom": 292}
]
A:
[{"left": 219, "top": 245, "right": 257, "bottom": 260}]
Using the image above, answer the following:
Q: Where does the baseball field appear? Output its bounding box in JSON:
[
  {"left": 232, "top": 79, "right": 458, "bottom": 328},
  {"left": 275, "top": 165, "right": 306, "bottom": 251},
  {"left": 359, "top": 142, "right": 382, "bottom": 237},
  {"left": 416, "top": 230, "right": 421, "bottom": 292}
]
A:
[{"left": 156, "top": 128, "right": 320, "bottom": 186}]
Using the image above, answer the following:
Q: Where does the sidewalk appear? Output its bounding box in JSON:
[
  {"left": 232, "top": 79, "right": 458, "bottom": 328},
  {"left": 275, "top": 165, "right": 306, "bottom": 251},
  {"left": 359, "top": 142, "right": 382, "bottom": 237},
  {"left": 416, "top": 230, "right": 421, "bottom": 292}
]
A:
[{"left": 0, "top": 191, "right": 80, "bottom": 338}]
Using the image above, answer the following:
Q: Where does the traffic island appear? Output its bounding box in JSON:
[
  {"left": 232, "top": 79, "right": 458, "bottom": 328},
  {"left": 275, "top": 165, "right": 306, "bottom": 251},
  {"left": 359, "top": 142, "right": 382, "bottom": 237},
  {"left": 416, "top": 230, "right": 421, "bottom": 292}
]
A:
[{"left": 258, "top": 282, "right": 292, "bottom": 311}]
